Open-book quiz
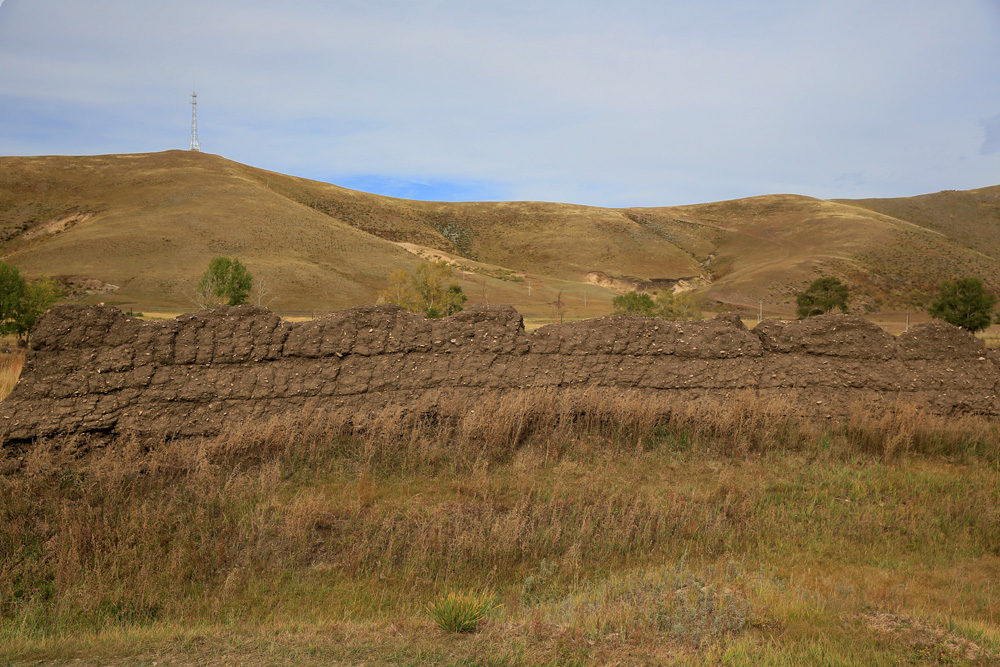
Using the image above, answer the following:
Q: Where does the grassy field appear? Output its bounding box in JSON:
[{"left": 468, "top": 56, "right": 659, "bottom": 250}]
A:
[{"left": 1, "top": 345, "right": 998, "bottom": 665}]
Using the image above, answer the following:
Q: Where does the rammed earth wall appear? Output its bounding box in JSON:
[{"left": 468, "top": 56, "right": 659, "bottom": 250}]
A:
[{"left": 1, "top": 304, "right": 998, "bottom": 443}]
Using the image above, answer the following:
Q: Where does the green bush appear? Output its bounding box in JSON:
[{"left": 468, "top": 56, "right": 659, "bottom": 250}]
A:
[
  {"left": 612, "top": 291, "right": 656, "bottom": 315},
  {"left": 656, "top": 291, "right": 703, "bottom": 321}
]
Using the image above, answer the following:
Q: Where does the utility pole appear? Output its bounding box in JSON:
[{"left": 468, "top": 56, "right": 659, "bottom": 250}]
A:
[{"left": 189, "top": 92, "right": 201, "bottom": 152}]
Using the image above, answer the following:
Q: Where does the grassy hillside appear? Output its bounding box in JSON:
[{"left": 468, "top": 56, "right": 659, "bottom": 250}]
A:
[
  {"left": 839, "top": 186, "right": 1000, "bottom": 260},
  {"left": 1, "top": 150, "right": 998, "bottom": 318},
  {"left": 626, "top": 194, "right": 1000, "bottom": 312},
  {"left": 0, "top": 152, "right": 622, "bottom": 319},
  {"left": 0, "top": 152, "right": 417, "bottom": 312}
]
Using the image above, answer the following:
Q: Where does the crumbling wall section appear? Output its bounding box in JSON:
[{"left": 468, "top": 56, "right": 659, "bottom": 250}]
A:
[{"left": 2, "top": 304, "right": 998, "bottom": 442}]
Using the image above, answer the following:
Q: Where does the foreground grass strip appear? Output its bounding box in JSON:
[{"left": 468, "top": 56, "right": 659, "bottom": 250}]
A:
[{"left": 1, "top": 393, "right": 998, "bottom": 664}]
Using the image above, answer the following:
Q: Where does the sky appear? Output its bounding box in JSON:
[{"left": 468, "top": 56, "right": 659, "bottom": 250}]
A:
[{"left": 1, "top": 0, "right": 998, "bottom": 208}]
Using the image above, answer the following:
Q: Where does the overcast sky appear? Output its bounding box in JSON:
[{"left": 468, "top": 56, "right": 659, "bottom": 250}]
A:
[{"left": 1, "top": 0, "right": 998, "bottom": 207}]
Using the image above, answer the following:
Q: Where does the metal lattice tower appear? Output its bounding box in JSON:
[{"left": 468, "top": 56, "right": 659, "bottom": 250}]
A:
[{"left": 189, "top": 92, "right": 201, "bottom": 152}]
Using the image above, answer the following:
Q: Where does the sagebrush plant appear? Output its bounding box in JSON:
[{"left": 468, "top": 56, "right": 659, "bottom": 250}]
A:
[
  {"left": 427, "top": 591, "right": 501, "bottom": 633},
  {"left": 535, "top": 557, "right": 751, "bottom": 648}
]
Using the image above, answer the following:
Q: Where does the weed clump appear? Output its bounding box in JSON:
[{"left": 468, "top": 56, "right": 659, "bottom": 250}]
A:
[{"left": 427, "top": 591, "right": 501, "bottom": 633}]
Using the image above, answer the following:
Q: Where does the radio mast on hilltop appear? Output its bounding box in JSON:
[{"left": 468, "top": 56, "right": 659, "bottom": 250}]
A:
[{"left": 189, "top": 92, "right": 201, "bottom": 152}]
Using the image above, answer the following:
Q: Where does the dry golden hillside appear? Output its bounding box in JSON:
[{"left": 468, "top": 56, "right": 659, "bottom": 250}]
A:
[
  {"left": 625, "top": 194, "right": 1000, "bottom": 312},
  {"left": 1, "top": 150, "right": 997, "bottom": 317},
  {"left": 0, "top": 152, "right": 419, "bottom": 312}
]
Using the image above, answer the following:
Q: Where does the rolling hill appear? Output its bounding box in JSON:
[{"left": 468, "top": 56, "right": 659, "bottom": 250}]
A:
[{"left": 1, "top": 150, "right": 998, "bottom": 320}]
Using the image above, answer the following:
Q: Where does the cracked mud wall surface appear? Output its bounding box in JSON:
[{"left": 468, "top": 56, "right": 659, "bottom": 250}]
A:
[{"left": 1, "top": 304, "right": 998, "bottom": 443}]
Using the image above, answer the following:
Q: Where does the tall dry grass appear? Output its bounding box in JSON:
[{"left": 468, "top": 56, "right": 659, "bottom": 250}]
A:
[
  {"left": 1, "top": 389, "right": 999, "bottom": 662},
  {"left": 0, "top": 350, "right": 24, "bottom": 401}
]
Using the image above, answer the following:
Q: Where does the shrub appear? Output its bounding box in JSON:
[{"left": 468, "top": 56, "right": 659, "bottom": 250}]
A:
[
  {"left": 612, "top": 291, "right": 656, "bottom": 316},
  {"left": 427, "top": 591, "right": 502, "bottom": 633},
  {"left": 927, "top": 277, "right": 996, "bottom": 332},
  {"left": 656, "top": 290, "right": 703, "bottom": 321}
]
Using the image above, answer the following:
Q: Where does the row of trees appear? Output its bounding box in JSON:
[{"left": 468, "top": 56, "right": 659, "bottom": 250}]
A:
[
  {"left": 611, "top": 290, "right": 702, "bottom": 320},
  {"left": 182, "top": 257, "right": 1000, "bottom": 335},
  {"left": 793, "top": 275, "right": 1000, "bottom": 333},
  {"left": 0, "top": 257, "right": 254, "bottom": 347},
  {"left": 610, "top": 279, "right": 848, "bottom": 322},
  {"left": 191, "top": 256, "right": 467, "bottom": 317},
  {"left": 193, "top": 257, "right": 1000, "bottom": 335},
  {"left": 610, "top": 275, "right": 1000, "bottom": 333},
  {"left": 5, "top": 253, "right": 1000, "bottom": 342},
  {"left": 2, "top": 257, "right": 464, "bottom": 340}
]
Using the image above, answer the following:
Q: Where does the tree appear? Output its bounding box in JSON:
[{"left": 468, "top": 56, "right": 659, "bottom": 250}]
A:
[
  {"left": 197, "top": 257, "right": 253, "bottom": 307},
  {"left": 656, "top": 290, "right": 703, "bottom": 321},
  {"left": 550, "top": 289, "right": 567, "bottom": 324},
  {"left": 0, "top": 262, "right": 26, "bottom": 330},
  {"left": 0, "top": 261, "right": 61, "bottom": 344},
  {"left": 250, "top": 274, "right": 275, "bottom": 308},
  {"left": 612, "top": 291, "right": 656, "bottom": 316},
  {"left": 13, "top": 279, "right": 61, "bottom": 342},
  {"left": 378, "top": 260, "right": 466, "bottom": 318},
  {"left": 927, "top": 277, "right": 996, "bottom": 332},
  {"left": 795, "top": 276, "right": 849, "bottom": 318}
]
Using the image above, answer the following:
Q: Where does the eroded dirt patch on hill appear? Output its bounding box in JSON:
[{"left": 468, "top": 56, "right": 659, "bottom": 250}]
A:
[{"left": 21, "top": 212, "right": 94, "bottom": 241}]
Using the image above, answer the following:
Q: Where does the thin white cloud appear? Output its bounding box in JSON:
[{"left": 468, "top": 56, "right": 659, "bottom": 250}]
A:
[{"left": 981, "top": 113, "right": 1000, "bottom": 156}]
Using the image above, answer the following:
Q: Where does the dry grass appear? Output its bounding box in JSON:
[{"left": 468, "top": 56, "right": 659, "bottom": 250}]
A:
[
  {"left": 0, "top": 351, "right": 24, "bottom": 401},
  {"left": 1, "top": 389, "right": 999, "bottom": 664}
]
